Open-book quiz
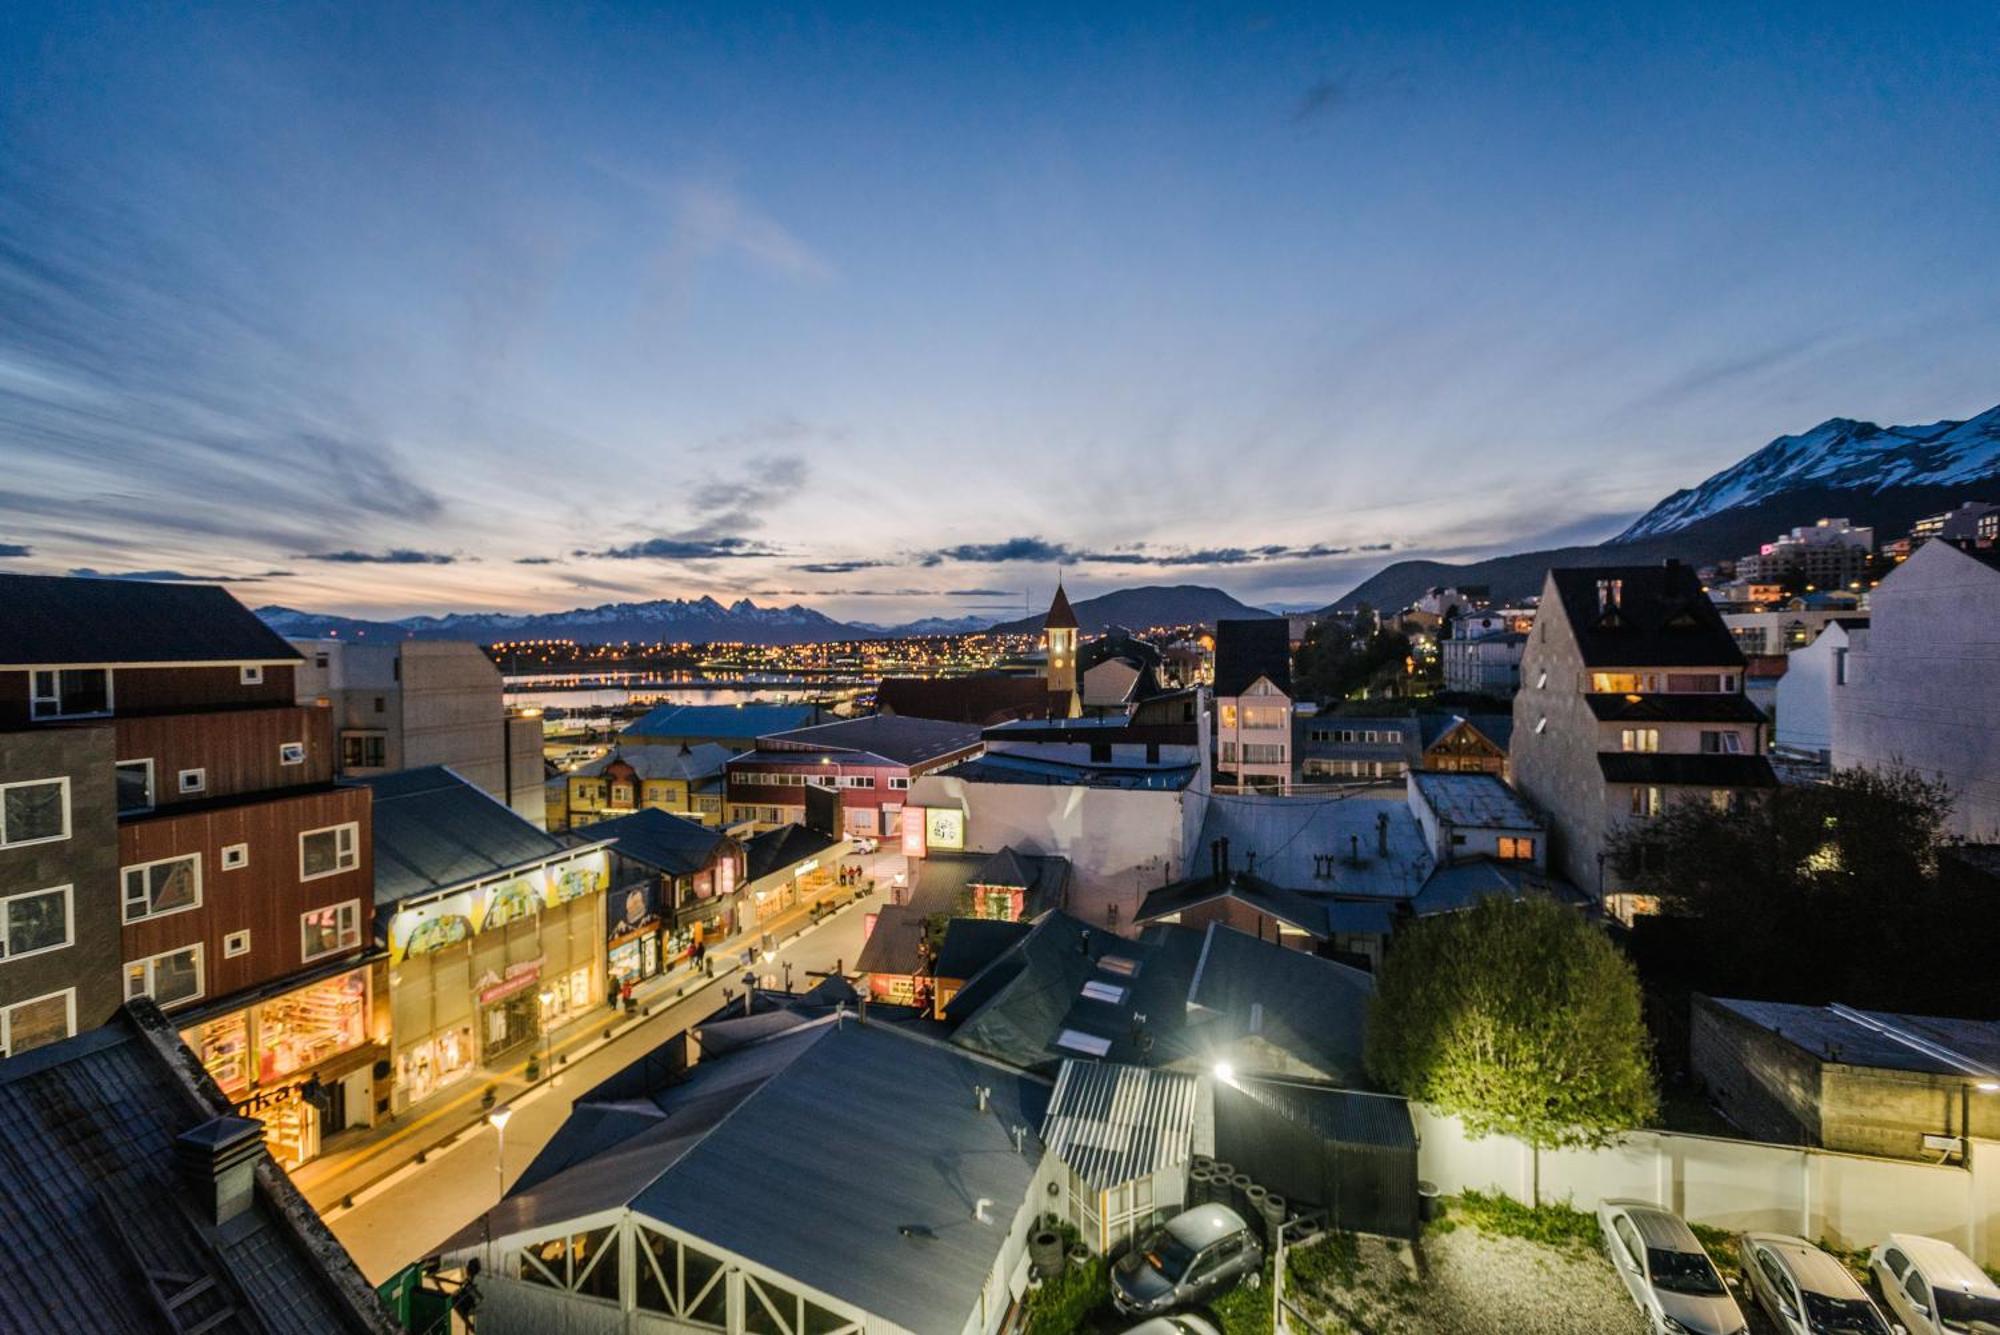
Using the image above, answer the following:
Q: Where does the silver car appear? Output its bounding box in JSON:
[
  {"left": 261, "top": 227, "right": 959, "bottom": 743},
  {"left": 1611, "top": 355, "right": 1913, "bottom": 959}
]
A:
[
  {"left": 1121, "top": 1318, "right": 1222, "bottom": 1335},
  {"left": 1737, "top": 1232, "right": 1894, "bottom": 1335},
  {"left": 1870, "top": 1232, "right": 2000, "bottom": 1335},
  {"left": 1110, "top": 1203, "right": 1264, "bottom": 1316},
  {"left": 1598, "top": 1199, "right": 1747, "bottom": 1334}
]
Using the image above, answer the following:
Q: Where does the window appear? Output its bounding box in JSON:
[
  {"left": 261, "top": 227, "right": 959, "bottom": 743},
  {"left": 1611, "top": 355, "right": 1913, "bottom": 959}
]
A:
[
  {"left": 1080, "top": 980, "right": 1126, "bottom": 1003},
  {"left": 239, "top": 664, "right": 264, "bottom": 685},
  {"left": 1700, "top": 730, "right": 1743, "bottom": 754},
  {"left": 122, "top": 853, "right": 201, "bottom": 922},
  {"left": 0, "top": 885, "right": 71, "bottom": 960},
  {"left": 1534, "top": 716, "right": 1548, "bottom": 735},
  {"left": 115, "top": 759, "right": 155, "bottom": 813},
  {"left": 373, "top": 696, "right": 386, "bottom": 714},
  {"left": 279, "top": 741, "right": 307, "bottom": 766},
  {"left": 341, "top": 732, "right": 387, "bottom": 769},
  {"left": 1497, "top": 837, "right": 1535, "bottom": 861},
  {"left": 1055, "top": 1028, "right": 1112, "bottom": 1056},
  {"left": 0, "top": 778, "right": 69, "bottom": 848},
  {"left": 220, "top": 843, "right": 248, "bottom": 870},
  {"left": 887, "top": 777, "right": 909, "bottom": 790},
  {"left": 1, "top": 990, "right": 74, "bottom": 1057},
  {"left": 301, "top": 900, "right": 362, "bottom": 961},
  {"left": 300, "top": 823, "right": 360, "bottom": 880},
  {"left": 224, "top": 930, "right": 251, "bottom": 958},
  {"left": 1834, "top": 647, "right": 1849, "bottom": 686},
  {"left": 1621, "top": 728, "right": 1659, "bottom": 753},
  {"left": 125, "top": 945, "right": 204, "bottom": 1009},
  {"left": 177, "top": 768, "right": 206, "bottom": 794},
  {"left": 1098, "top": 955, "right": 1139, "bottom": 977},
  {"left": 30, "top": 668, "right": 110, "bottom": 720},
  {"left": 1218, "top": 704, "right": 1238, "bottom": 729},
  {"left": 1629, "top": 786, "right": 1663, "bottom": 819}
]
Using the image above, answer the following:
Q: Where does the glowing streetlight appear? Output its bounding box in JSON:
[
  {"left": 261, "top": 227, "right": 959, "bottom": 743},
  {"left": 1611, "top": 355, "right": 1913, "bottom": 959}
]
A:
[{"left": 490, "top": 1105, "right": 514, "bottom": 1202}]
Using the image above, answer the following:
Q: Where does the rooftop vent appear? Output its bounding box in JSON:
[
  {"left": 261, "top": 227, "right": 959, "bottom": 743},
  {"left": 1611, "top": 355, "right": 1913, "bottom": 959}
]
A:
[{"left": 175, "top": 1115, "right": 266, "bottom": 1228}]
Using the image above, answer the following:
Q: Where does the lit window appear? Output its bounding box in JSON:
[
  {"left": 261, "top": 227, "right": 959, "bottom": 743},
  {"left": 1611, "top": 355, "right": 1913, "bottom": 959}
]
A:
[
  {"left": 1497, "top": 837, "right": 1534, "bottom": 861},
  {"left": 1, "top": 990, "right": 74, "bottom": 1057},
  {"left": 1621, "top": 728, "right": 1660, "bottom": 753},
  {"left": 1080, "top": 980, "right": 1126, "bottom": 1004},
  {"left": 1055, "top": 1028, "right": 1112, "bottom": 1056},
  {"left": 125, "top": 945, "right": 203, "bottom": 1009},
  {"left": 1097, "top": 955, "right": 1139, "bottom": 977},
  {"left": 301, "top": 900, "right": 363, "bottom": 961}
]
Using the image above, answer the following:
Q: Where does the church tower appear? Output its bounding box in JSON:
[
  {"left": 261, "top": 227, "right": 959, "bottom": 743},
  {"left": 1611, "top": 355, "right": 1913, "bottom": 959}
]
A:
[{"left": 1044, "top": 579, "right": 1079, "bottom": 715}]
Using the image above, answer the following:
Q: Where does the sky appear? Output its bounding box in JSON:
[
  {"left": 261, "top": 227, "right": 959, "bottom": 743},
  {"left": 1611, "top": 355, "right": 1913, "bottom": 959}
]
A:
[{"left": 2, "top": 2, "right": 1997, "bottom": 624}]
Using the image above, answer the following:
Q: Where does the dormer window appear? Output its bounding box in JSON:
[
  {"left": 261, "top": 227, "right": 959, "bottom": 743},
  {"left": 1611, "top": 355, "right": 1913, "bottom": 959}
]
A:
[{"left": 1596, "top": 578, "right": 1623, "bottom": 612}]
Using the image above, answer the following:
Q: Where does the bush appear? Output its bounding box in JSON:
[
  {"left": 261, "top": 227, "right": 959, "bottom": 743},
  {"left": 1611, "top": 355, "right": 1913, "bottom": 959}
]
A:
[
  {"left": 1022, "top": 1251, "right": 1107, "bottom": 1335},
  {"left": 1451, "top": 1189, "right": 1601, "bottom": 1252}
]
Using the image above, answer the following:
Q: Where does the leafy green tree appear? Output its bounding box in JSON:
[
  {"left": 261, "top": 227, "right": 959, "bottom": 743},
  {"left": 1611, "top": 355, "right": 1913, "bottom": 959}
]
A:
[{"left": 1366, "top": 897, "right": 1657, "bottom": 1199}]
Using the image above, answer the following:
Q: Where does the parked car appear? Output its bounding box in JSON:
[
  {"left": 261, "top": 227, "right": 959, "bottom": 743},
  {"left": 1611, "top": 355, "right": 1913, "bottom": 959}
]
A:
[
  {"left": 847, "top": 834, "right": 879, "bottom": 854},
  {"left": 1597, "top": 1199, "right": 1748, "bottom": 1334},
  {"left": 1121, "top": 1317, "right": 1222, "bottom": 1335},
  {"left": 1736, "top": 1233, "right": 1895, "bottom": 1335},
  {"left": 1110, "top": 1203, "right": 1264, "bottom": 1316},
  {"left": 1870, "top": 1233, "right": 2000, "bottom": 1335}
]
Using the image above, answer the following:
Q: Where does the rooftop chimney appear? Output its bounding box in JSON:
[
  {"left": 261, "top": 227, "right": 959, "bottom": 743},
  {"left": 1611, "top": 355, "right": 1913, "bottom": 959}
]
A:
[
  {"left": 175, "top": 1115, "right": 266, "bottom": 1228},
  {"left": 1376, "top": 811, "right": 1390, "bottom": 857},
  {"left": 1219, "top": 837, "right": 1231, "bottom": 877},
  {"left": 975, "top": 1085, "right": 990, "bottom": 1113},
  {"left": 1350, "top": 833, "right": 1360, "bottom": 862}
]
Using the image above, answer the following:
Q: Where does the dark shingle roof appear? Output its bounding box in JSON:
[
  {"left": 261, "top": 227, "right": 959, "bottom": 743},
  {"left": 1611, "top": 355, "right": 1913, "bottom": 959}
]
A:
[
  {"left": 931, "top": 917, "right": 1034, "bottom": 981},
  {"left": 1584, "top": 693, "right": 1767, "bottom": 723},
  {"left": 1596, "top": 752, "right": 1779, "bottom": 787},
  {"left": 854, "top": 904, "right": 931, "bottom": 976},
  {"left": 1135, "top": 871, "right": 1333, "bottom": 937},
  {"left": 759, "top": 714, "right": 984, "bottom": 766},
  {"left": 874, "top": 674, "right": 1055, "bottom": 724},
  {"left": 364, "top": 765, "right": 572, "bottom": 905},
  {"left": 0, "top": 573, "right": 303, "bottom": 666},
  {"left": 1044, "top": 583, "right": 1079, "bottom": 630},
  {"left": 1548, "top": 563, "right": 1746, "bottom": 668},
  {"left": 1185, "top": 923, "right": 1374, "bottom": 1082},
  {"left": 907, "top": 848, "right": 1071, "bottom": 919},
  {"left": 0, "top": 1003, "right": 394, "bottom": 1334},
  {"left": 744, "top": 823, "right": 843, "bottom": 882},
  {"left": 587, "top": 807, "right": 732, "bottom": 876},
  {"left": 1212, "top": 617, "right": 1293, "bottom": 698}
]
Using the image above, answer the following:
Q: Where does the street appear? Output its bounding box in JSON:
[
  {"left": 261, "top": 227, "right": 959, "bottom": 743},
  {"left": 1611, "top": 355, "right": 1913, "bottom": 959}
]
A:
[{"left": 318, "top": 859, "right": 893, "bottom": 1283}]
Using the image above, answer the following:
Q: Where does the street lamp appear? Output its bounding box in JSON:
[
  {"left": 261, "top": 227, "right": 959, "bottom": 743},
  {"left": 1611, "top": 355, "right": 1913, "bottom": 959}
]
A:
[{"left": 489, "top": 1104, "right": 514, "bottom": 1203}]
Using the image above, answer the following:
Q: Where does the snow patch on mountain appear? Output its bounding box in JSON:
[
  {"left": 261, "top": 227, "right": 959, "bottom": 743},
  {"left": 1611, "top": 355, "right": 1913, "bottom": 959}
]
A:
[{"left": 1617, "top": 404, "right": 2000, "bottom": 541}]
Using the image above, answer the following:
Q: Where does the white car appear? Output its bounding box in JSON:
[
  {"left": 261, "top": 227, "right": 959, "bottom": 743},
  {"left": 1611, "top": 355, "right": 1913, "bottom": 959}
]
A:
[
  {"left": 1597, "top": 1199, "right": 1748, "bottom": 1334},
  {"left": 1121, "top": 1318, "right": 1221, "bottom": 1335},
  {"left": 1870, "top": 1232, "right": 2000, "bottom": 1335},
  {"left": 1737, "top": 1232, "right": 1894, "bottom": 1335}
]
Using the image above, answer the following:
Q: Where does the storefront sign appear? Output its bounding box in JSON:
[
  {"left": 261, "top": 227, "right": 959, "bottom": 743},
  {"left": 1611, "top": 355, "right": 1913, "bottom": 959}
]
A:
[
  {"left": 926, "top": 807, "right": 965, "bottom": 852},
  {"left": 477, "top": 959, "right": 544, "bottom": 1006},
  {"left": 388, "top": 892, "right": 475, "bottom": 964},
  {"left": 479, "top": 875, "right": 543, "bottom": 931},
  {"left": 548, "top": 850, "right": 609, "bottom": 905},
  {"left": 607, "top": 879, "right": 660, "bottom": 938},
  {"left": 902, "top": 809, "right": 927, "bottom": 859},
  {"left": 792, "top": 858, "right": 820, "bottom": 880}
]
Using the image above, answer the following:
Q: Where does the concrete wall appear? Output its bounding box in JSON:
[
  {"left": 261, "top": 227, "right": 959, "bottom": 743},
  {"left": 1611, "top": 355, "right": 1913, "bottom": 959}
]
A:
[
  {"left": 1413, "top": 1105, "right": 2000, "bottom": 1266},
  {"left": 1690, "top": 996, "right": 1823, "bottom": 1146},
  {"left": 1774, "top": 622, "right": 1848, "bottom": 759},
  {"left": 0, "top": 724, "right": 123, "bottom": 1039},
  {"left": 1834, "top": 540, "right": 2000, "bottom": 839}
]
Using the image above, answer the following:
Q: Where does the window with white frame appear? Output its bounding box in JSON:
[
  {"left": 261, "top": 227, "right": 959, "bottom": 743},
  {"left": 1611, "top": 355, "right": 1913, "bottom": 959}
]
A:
[
  {"left": 224, "top": 930, "right": 251, "bottom": 958},
  {"left": 125, "top": 944, "right": 203, "bottom": 1009},
  {"left": 220, "top": 843, "right": 248, "bottom": 870},
  {"left": 240, "top": 664, "right": 264, "bottom": 685},
  {"left": 517, "top": 1226, "right": 623, "bottom": 1304},
  {"left": 633, "top": 1227, "right": 732, "bottom": 1326},
  {"left": 1629, "top": 786, "right": 1664, "bottom": 819},
  {"left": 279, "top": 741, "right": 307, "bottom": 766},
  {"left": 300, "top": 823, "right": 359, "bottom": 880},
  {"left": 121, "top": 853, "right": 201, "bottom": 922},
  {"left": 115, "top": 759, "right": 155, "bottom": 814},
  {"left": 29, "top": 668, "right": 110, "bottom": 720},
  {"left": 301, "top": 900, "right": 362, "bottom": 961},
  {"left": 0, "top": 884, "right": 71, "bottom": 960},
  {"left": 177, "top": 768, "right": 206, "bottom": 794},
  {"left": 1620, "top": 728, "right": 1660, "bottom": 753},
  {"left": 1, "top": 990, "right": 74, "bottom": 1057},
  {"left": 0, "top": 778, "right": 69, "bottom": 848}
]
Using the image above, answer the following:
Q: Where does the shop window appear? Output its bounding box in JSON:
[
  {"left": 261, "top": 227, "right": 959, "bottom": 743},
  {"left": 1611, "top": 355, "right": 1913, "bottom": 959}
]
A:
[
  {"left": 30, "top": 668, "right": 110, "bottom": 720},
  {"left": 257, "top": 971, "right": 367, "bottom": 1084},
  {"left": 126, "top": 945, "right": 203, "bottom": 1009},
  {"left": 0, "top": 884, "right": 71, "bottom": 960},
  {"left": 1, "top": 990, "right": 74, "bottom": 1057},
  {"left": 301, "top": 900, "right": 362, "bottom": 961},
  {"left": 122, "top": 853, "right": 201, "bottom": 922},
  {"left": 300, "top": 823, "right": 360, "bottom": 880},
  {"left": 0, "top": 778, "right": 69, "bottom": 848},
  {"left": 745, "top": 1273, "right": 804, "bottom": 1335}
]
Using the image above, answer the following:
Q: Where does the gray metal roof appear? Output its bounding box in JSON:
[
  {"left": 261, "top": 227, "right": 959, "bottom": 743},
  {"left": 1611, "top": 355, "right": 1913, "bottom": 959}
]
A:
[
  {"left": 1409, "top": 861, "right": 1589, "bottom": 916},
  {"left": 622, "top": 702, "right": 821, "bottom": 742},
  {"left": 363, "top": 765, "right": 575, "bottom": 905},
  {"left": 1409, "top": 772, "right": 1544, "bottom": 830},
  {"left": 1707, "top": 997, "right": 2000, "bottom": 1078},
  {"left": 1186, "top": 923, "right": 1375, "bottom": 1084},
  {"left": 578, "top": 742, "right": 734, "bottom": 782},
  {"left": 587, "top": 806, "right": 733, "bottom": 876},
  {"left": 941, "top": 752, "right": 1201, "bottom": 790},
  {"left": 759, "top": 714, "right": 984, "bottom": 766},
  {"left": 1042, "top": 1061, "right": 1198, "bottom": 1190},
  {"left": 451, "top": 1016, "right": 1049, "bottom": 1335},
  {"left": 0, "top": 1004, "right": 392, "bottom": 1333},
  {"left": 1196, "top": 794, "right": 1433, "bottom": 900}
]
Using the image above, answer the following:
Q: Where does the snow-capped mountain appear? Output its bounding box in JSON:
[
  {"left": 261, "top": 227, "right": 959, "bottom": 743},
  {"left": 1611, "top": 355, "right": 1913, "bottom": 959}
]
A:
[
  {"left": 1618, "top": 404, "right": 2000, "bottom": 541},
  {"left": 258, "top": 596, "right": 872, "bottom": 646},
  {"left": 849, "top": 614, "right": 1006, "bottom": 638}
]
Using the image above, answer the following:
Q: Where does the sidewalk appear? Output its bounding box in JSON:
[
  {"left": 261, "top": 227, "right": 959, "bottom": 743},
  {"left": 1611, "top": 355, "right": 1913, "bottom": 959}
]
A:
[{"left": 295, "top": 882, "right": 877, "bottom": 1215}]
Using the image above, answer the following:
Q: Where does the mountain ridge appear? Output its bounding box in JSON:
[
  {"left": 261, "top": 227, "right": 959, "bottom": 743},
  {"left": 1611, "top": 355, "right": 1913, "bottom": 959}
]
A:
[{"left": 983, "top": 584, "right": 1276, "bottom": 636}]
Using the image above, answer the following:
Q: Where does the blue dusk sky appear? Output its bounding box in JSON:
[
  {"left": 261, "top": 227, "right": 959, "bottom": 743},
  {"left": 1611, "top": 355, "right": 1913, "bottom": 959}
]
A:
[{"left": 2, "top": 2, "right": 1997, "bottom": 620}]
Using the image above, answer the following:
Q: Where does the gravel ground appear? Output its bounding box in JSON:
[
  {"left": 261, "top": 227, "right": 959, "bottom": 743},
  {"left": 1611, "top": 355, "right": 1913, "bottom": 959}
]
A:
[{"left": 1287, "top": 1229, "right": 1651, "bottom": 1335}]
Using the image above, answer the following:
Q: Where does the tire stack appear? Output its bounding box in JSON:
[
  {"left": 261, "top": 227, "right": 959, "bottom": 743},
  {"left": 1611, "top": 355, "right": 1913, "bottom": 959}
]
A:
[
  {"left": 1186, "top": 1161, "right": 1214, "bottom": 1208},
  {"left": 1228, "top": 1171, "right": 1254, "bottom": 1217},
  {"left": 1260, "top": 1193, "right": 1287, "bottom": 1247},
  {"left": 1028, "top": 1226, "right": 1066, "bottom": 1278}
]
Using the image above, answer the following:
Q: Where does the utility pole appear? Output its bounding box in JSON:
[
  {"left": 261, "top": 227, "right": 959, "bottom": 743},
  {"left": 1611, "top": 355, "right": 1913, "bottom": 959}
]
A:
[{"left": 1271, "top": 1216, "right": 1286, "bottom": 1332}]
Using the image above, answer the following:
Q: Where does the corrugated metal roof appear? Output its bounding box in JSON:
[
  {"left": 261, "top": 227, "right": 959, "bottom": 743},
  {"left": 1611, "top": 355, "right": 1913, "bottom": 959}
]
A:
[
  {"left": 622, "top": 702, "right": 821, "bottom": 742},
  {"left": 1042, "top": 1061, "right": 1198, "bottom": 1189},
  {"left": 363, "top": 765, "right": 572, "bottom": 905},
  {"left": 586, "top": 806, "right": 731, "bottom": 876}
]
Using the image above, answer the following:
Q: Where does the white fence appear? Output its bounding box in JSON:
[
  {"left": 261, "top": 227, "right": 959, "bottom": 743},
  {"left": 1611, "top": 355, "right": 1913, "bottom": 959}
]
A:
[{"left": 1412, "top": 1107, "right": 2000, "bottom": 1265}]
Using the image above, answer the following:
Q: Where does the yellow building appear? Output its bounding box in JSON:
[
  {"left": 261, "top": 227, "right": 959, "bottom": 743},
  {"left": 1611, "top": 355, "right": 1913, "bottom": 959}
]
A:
[{"left": 563, "top": 743, "right": 733, "bottom": 830}]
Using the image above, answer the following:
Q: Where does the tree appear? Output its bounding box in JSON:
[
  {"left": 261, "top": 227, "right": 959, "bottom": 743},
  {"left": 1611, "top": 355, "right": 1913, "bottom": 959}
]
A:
[
  {"left": 1605, "top": 766, "right": 1994, "bottom": 1013},
  {"left": 1365, "top": 897, "right": 1657, "bottom": 1200}
]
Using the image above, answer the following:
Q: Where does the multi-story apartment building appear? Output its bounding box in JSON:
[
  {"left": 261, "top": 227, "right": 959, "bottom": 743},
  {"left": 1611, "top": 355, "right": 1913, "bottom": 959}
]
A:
[
  {"left": 1442, "top": 628, "right": 1527, "bottom": 696},
  {"left": 1832, "top": 539, "right": 2000, "bottom": 839},
  {"left": 292, "top": 638, "right": 545, "bottom": 825},
  {"left": 1910, "top": 501, "right": 1997, "bottom": 549},
  {"left": 1734, "top": 517, "right": 1874, "bottom": 588},
  {"left": 1, "top": 574, "right": 382, "bottom": 1166},
  {"left": 1212, "top": 618, "right": 1293, "bottom": 792},
  {"left": 558, "top": 742, "right": 733, "bottom": 830},
  {"left": 1510, "top": 562, "right": 1777, "bottom": 918}
]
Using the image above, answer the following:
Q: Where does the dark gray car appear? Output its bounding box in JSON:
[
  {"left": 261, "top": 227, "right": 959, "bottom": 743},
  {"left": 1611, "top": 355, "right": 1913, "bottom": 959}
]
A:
[{"left": 1111, "top": 1204, "right": 1265, "bottom": 1317}]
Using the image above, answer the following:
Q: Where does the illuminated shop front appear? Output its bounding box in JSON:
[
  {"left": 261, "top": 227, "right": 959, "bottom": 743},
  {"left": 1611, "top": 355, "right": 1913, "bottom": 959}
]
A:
[
  {"left": 182, "top": 963, "right": 384, "bottom": 1169},
  {"left": 383, "top": 846, "right": 611, "bottom": 1113}
]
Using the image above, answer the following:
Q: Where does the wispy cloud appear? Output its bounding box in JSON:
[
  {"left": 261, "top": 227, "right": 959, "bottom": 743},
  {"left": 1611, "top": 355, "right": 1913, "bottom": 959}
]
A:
[
  {"left": 68, "top": 566, "right": 292, "bottom": 583},
  {"left": 663, "top": 180, "right": 834, "bottom": 281},
  {"left": 920, "top": 536, "right": 1386, "bottom": 567},
  {"left": 304, "top": 549, "right": 458, "bottom": 565},
  {"left": 0, "top": 543, "right": 30, "bottom": 558},
  {"left": 582, "top": 536, "right": 776, "bottom": 561},
  {"left": 514, "top": 556, "right": 558, "bottom": 565},
  {"left": 792, "top": 559, "right": 890, "bottom": 574}
]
